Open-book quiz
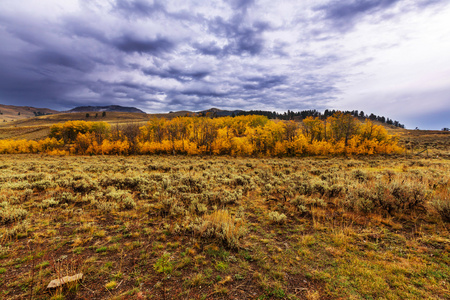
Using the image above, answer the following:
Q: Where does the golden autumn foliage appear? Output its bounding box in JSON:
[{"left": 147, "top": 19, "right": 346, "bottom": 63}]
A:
[
  {"left": 50, "top": 120, "right": 111, "bottom": 143},
  {"left": 1, "top": 113, "right": 403, "bottom": 156},
  {"left": 0, "top": 138, "right": 63, "bottom": 154}
]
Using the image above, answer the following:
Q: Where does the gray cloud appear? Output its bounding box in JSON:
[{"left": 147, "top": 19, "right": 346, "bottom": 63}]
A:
[
  {"left": 315, "top": 0, "right": 447, "bottom": 33},
  {"left": 143, "top": 66, "right": 210, "bottom": 82},
  {"left": 242, "top": 75, "right": 287, "bottom": 90},
  {"left": 316, "top": 0, "right": 401, "bottom": 30},
  {"left": 113, "top": 0, "right": 166, "bottom": 18},
  {"left": 34, "top": 50, "right": 95, "bottom": 72},
  {"left": 226, "top": 0, "right": 255, "bottom": 10},
  {"left": 113, "top": 35, "right": 175, "bottom": 55},
  {"left": 196, "top": 16, "right": 269, "bottom": 56}
]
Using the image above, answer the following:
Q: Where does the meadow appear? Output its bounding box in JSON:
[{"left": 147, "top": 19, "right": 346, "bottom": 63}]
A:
[{"left": 1, "top": 154, "right": 449, "bottom": 299}]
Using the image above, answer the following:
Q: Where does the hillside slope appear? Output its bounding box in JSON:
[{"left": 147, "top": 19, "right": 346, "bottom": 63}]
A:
[
  {"left": 69, "top": 105, "right": 145, "bottom": 113},
  {"left": 0, "top": 104, "right": 58, "bottom": 122}
]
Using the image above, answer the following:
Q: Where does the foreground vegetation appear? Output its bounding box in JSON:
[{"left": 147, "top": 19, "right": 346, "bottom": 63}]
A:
[{"left": 1, "top": 154, "right": 449, "bottom": 299}]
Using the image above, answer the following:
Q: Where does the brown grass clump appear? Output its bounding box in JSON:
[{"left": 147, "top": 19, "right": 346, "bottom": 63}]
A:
[
  {"left": 431, "top": 187, "right": 450, "bottom": 222},
  {"left": 193, "top": 210, "right": 247, "bottom": 249}
]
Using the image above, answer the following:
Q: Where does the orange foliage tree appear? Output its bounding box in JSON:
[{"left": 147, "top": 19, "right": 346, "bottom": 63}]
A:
[{"left": 2, "top": 112, "right": 403, "bottom": 156}]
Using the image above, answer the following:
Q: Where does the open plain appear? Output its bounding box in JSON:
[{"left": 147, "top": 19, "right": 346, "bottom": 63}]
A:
[{"left": 1, "top": 153, "right": 449, "bottom": 299}]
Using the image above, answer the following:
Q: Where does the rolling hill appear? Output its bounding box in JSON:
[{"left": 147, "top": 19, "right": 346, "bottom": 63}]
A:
[
  {"left": 0, "top": 104, "right": 58, "bottom": 122},
  {"left": 68, "top": 105, "right": 145, "bottom": 113}
]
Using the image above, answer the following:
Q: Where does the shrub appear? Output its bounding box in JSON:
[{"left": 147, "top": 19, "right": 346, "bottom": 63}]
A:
[
  {"left": 31, "top": 179, "right": 54, "bottom": 191},
  {"left": 295, "top": 181, "right": 313, "bottom": 195},
  {"left": 292, "top": 195, "right": 326, "bottom": 210},
  {"left": 201, "top": 190, "right": 242, "bottom": 205},
  {"left": 104, "top": 188, "right": 136, "bottom": 210},
  {"left": 344, "top": 180, "right": 428, "bottom": 215},
  {"left": 105, "top": 280, "right": 117, "bottom": 290},
  {"left": 96, "top": 201, "right": 119, "bottom": 213},
  {"left": 375, "top": 180, "right": 428, "bottom": 213},
  {"left": 193, "top": 210, "right": 247, "bottom": 249},
  {"left": 431, "top": 199, "right": 450, "bottom": 222},
  {"left": 354, "top": 197, "right": 375, "bottom": 213},
  {"left": 343, "top": 184, "right": 374, "bottom": 213},
  {"left": 352, "top": 169, "right": 368, "bottom": 182},
  {"left": 188, "top": 199, "right": 207, "bottom": 215},
  {"left": 56, "top": 192, "right": 76, "bottom": 204},
  {"left": 4, "top": 181, "right": 31, "bottom": 190},
  {"left": 39, "top": 198, "right": 59, "bottom": 209},
  {"left": 222, "top": 190, "right": 242, "bottom": 205},
  {"left": 154, "top": 252, "right": 173, "bottom": 275},
  {"left": 267, "top": 211, "right": 287, "bottom": 224},
  {"left": 100, "top": 175, "right": 149, "bottom": 191},
  {"left": 0, "top": 204, "right": 28, "bottom": 224},
  {"left": 180, "top": 176, "right": 206, "bottom": 193},
  {"left": 231, "top": 175, "right": 251, "bottom": 187},
  {"left": 328, "top": 184, "right": 344, "bottom": 198},
  {"left": 22, "top": 188, "right": 33, "bottom": 201},
  {"left": 71, "top": 178, "right": 97, "bottom": 194},
  {"left": 0, "top": 220, "right": 29, "bottom": 239},
  {"left": 151, "top": 196, "right": 182, "bottom": 217},
  {"left": 431, "top": 188, "right": 450, "bottom": 222},
  {"left": 308, "top": 198, "right": 327, "bottom": 208},
  {"left": 312, "top": 179, "right": 329, "bottom": 196}
]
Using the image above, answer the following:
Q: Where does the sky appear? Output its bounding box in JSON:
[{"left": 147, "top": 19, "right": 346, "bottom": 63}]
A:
[{"left": 0, "top": 0, "right": 449, "bottom": 129}]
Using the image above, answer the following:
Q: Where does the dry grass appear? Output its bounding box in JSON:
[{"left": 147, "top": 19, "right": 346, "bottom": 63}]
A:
[{"left": 0, "top": 154, "right": 449, "bottom": 299}]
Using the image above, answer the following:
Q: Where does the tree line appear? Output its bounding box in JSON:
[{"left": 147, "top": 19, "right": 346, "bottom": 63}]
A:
[
  {"left": 235, "top": 109, "right": 404, "bottom": 128},
  {"left": 0, "top": 112, "right": 402, "bottom": 156}
]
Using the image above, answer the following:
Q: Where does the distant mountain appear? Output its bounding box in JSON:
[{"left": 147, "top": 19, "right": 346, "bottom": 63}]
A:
[
  {"left": 69, "top": 105, "right": 145, "bottom": 113},
  {"left": 0, "top": 104, "right": 58, "bottom": 121},
  {"left": 199, "top": 108, "right": 244, "bottom": 116}
]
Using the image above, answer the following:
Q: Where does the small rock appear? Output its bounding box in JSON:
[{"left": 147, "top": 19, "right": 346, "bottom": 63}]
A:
[{"left": 47, "top": 273, "right": 83, "bottom": 289}]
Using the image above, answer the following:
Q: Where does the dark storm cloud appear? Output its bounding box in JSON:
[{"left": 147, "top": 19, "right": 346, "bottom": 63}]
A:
[
  {"left": 181, "top": 88, "right": 227, "bottom": 98},
  {"left": 34, "top": 50, "right": 95, "bottom": 72},
  {"left": 193, "top": 41, "right": 224, "bottom": 56},
  {"left": 85, "top": 79, "right": 159, "bottom": 99},
  {"left": 226, "top": 0, "right": 255, "bottom": 10},
  {"left": 242, "top": 75, "right": 287, "bottom": 90},
  {"left": 113, "top": 0, "right": 198, "bottom": 22},
  {"left": 0, "top": 68, "right": 81, "bottom": 111},
  {"left": 294, "top": 80, "right": 339, "bottom": 98},
  {"left": 113, "top": 35, "right": 175, "bottom": 55},
  {"left": 196, "top": 16, "right": 268, "bottom": 56},
  {"left": 114, "top": 0, "right": 166, "bottom": 18},
  {"left": 143, "top": 66, "right": 210, "bottom": 82},
  {"left": 196, "top": 0, "right": 269, "bottom": 57},
  {"left": 62, "top": 17, "right": 176, "bottom": 58},
  {"left": 165, "top": 94, "right": 218, "bottom": 110},
  {"left": 319, "top": 0, "right": 401, "bottom": 21},
  {"left": 315, "top": 0, "right": 402, "bottom": 32},
  {"left": 315, "top": 0, "right": 447, "bottom": 32}
]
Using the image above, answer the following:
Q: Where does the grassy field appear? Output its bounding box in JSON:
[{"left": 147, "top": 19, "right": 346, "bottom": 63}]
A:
[
  {"left": 398, "top": 130, "right": 450, "bottom": 158},
  {"left": 1, "top": 154, "right": 449, "bottom": 299}
]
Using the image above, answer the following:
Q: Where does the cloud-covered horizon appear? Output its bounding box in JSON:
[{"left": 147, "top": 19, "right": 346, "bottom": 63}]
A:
[{"left": 0, "top": 0, "right": 449, "bottom": 129}]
